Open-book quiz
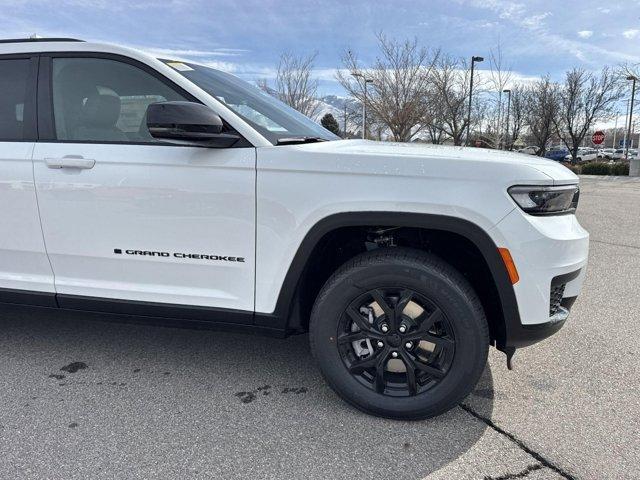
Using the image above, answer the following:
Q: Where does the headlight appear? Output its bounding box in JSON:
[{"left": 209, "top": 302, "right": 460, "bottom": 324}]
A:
[{"left": 508, "top": 185, "right": 579, "bottom": 215}]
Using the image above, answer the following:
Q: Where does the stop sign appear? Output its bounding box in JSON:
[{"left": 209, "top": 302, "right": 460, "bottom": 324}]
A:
[{"left": 592, "top": 130, "right": 605, "bottom": 145}]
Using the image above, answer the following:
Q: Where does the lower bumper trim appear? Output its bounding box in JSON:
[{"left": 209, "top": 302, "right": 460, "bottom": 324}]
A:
[{"left": 502, "top": 295, "right": 577, "bottom": 349}]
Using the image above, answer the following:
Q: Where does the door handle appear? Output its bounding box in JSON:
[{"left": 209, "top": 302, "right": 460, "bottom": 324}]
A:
[{"left": 45, "top": 155, "right": 96, "bottom": 170}]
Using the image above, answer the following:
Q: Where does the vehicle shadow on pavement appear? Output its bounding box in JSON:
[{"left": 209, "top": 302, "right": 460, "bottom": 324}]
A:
[{"left": 0, "top": 306, "right": 494, "bottom": 480}]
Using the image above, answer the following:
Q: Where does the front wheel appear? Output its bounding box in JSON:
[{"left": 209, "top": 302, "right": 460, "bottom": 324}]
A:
[{"left": 309, "top": 248, "right": 489, "bottom": 420}]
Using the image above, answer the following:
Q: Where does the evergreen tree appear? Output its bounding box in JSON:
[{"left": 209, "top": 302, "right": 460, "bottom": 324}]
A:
[{"left": 321, "top": 113, "right": 341, "bottom": 136}]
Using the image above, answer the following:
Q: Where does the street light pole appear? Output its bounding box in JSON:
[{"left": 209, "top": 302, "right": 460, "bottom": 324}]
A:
[
  {"left": 351, "top": 73, "right": 373, "bottom": 140},
  {"left": 364, "top": 78, "right": 373, "bottom": 139},
  {"left": 343, "top": 103, "right": 348, "bottom": 139},
  {"left": 465, "top": 55, "right": 484, "bottom": 146},
  {"left": 497, "top": 89, "right": 502, "bottom": 148},
  {"left": 626, "top": 76, "right": 637, "bottom": 160},
  {"left": 623, "top": 98, "right": 630, "bottom": 150},
  {"left": 503, "top": 89, "right": 511, "bottom": 150}
]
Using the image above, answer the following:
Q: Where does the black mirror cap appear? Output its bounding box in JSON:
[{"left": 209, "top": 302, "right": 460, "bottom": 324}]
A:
[{"left": 146, "top": 101, "right": 239, "bottom": 147}]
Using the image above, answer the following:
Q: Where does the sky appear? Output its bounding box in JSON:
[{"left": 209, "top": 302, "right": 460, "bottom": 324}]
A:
[{"left": 2, "top": 0, "right": 640, "bottom": 103}]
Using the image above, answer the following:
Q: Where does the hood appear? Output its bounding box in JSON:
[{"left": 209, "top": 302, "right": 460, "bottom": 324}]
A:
[{"left": 279, "top": 139, "right": 578, "bottom": 185}]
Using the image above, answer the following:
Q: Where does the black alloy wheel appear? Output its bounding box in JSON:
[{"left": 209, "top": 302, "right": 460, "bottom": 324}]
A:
[
  {"left": 337, "top": 288, "right": 455, "bottom": 397},
  {"left": 310, "top": 248, "right": 489, "bottom": 420}
]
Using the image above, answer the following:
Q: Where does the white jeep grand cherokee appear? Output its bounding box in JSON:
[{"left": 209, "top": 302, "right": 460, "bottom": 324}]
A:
[{"left": 0, "top": 38, "right": 589, "bottom": 419}]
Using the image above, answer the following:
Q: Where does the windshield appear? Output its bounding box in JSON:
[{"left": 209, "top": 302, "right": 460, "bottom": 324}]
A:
[{"left": 161, "top": 60, "right": 339, "bottom": 145}]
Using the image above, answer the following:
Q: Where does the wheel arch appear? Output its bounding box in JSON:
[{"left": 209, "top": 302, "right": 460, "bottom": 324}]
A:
[{"left": 255, "top": 212, "right": 520, "bottom": 349}]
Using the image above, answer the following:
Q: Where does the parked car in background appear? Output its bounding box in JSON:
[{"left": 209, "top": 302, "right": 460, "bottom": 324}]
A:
[
  {"left": 517, "top": 146, "right": 539, "bottom": 155},
  {"left": 597, "top": 148, "right": 616, "bottom": 159},
  {"left": 611, "top": 149, "right": 626, "bottom": 161},
  {"left": 545, "top": 146, "right": 570, "bottom": 161},
  {"left": 564, "top": 148, "right": 598, "bottom": 163}
]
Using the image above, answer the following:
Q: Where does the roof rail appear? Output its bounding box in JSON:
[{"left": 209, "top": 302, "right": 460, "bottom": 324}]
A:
[{"left": 0, "top": 38, "right": 84, "bottom": 44}]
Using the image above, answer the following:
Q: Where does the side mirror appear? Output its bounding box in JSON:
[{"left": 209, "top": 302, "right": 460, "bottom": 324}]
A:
[{"left": 146, "top": 101, "right": 240, "bottom": 148}]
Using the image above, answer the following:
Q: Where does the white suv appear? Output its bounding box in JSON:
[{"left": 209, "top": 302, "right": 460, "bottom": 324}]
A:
[
  {"left": 0, "top": 39, "right": 589, "bottom": 419},
  {"left": 565, "top": 147, "right": 598, "bottom": 162}
]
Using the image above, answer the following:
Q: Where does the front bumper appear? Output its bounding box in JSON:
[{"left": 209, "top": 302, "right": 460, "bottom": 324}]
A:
[
  {"left": 491, "top": 207, "right": 589, "bottom": 349},
  {"left": 504, "top": 293, "right": 577, "bottom": 348}
]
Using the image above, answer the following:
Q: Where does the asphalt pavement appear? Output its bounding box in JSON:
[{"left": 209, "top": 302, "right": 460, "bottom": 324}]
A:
[{"left": 0, "top": 175, "right": 638, "bottom": 479}]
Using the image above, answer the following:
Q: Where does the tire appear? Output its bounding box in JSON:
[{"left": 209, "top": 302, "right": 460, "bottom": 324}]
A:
[{"left": 309, "top": 247, "right": 489, "bottom": 420}]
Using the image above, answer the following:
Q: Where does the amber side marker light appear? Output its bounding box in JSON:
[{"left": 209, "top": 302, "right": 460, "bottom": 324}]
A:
[{"left": 498, "top": 248, "right": 520, "bottom": 284}]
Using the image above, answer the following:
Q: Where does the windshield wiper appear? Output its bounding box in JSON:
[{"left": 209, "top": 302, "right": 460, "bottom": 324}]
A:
[{"left": 276, "top": 136, "right": 327, "bottom": 145}]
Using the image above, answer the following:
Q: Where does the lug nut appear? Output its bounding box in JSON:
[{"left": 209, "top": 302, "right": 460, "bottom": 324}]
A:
[
  {"left": 405, "top": 341, "right": 413, "bottom": 349},
  {"left": 399, "top": 325, "right": 407, "bottom": 333},
  {"left": 376, "top": 341, "right": 384, "bottom": 348},
  {"left": 391, "top": 351, "right": 398, "bottom": 358},
  {"left": 381, "top": 324, "right": 389, "bottom": 333}
]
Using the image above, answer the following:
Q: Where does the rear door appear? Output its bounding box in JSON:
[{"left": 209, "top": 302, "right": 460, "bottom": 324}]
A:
[
  {"left": 0, "top": 54, "right": 56, "bottom": 305},
  {"left": 32, "top": 54, "right": 256, "bottom": 317}
]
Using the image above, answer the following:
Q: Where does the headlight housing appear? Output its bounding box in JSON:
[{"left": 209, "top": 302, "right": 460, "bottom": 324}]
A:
[{"left": 508, "top": 185, "right": 580, "bottom": 216}]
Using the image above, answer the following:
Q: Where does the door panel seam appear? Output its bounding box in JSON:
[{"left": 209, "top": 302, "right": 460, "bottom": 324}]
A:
[{"left": 30, "top": 143, "right": 58, "bottom": 301}]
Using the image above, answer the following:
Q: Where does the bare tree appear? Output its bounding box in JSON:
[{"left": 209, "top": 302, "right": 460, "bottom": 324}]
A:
[
  {"left": 343, "top": 104, "right": 386, "bottom": 139},
  {"left": 553, "top": 67, "right": 623, "bottom": 163},
  {"left": 258, "top": 52, "right": 320, "bottom": 119},
  {"left": 524, "top": 76, "right": 559, "bottom": 156},
  {"left": 504, "top": 85, "right": 526, "bottom": 150},
  {"left": 367, "top": 110, "right": 389, "bottom": 140},
  {"left": 620, "top": 62, "right": 640, "bottom": 81},
  {"left": 337, "top": 100, "right": 361, "bottom": 138},
  {"left": 423, "top": 116, "right": 447, "bottom": 144},
  {"left": 487, "top": 44, "right": 512, "bottom": 149},
  {"left": 428, "top": 54, "right": 484, "bottom": 145},
  {"left": 336, "top": 33, "right": 438, "bottom": 142}
]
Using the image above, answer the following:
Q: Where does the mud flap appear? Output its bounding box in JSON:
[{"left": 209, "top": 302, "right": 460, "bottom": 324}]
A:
[{"left": 503, "top": 346, "right": 516, "bottom": 370}]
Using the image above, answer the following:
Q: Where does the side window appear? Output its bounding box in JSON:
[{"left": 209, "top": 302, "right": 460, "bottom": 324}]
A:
[
  {"left": 0, "top": 59, "right": 31, "bottom": 141},
  {"left": 51, "top": 57, "right": 188, "bottom": 143}
]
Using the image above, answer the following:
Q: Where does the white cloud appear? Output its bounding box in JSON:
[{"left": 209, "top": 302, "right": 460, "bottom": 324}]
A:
[
  {"left": 577, "top": 30, "right": 593, "bottom": 39},
  {"left": 2, "top": 0, "right": 191, "bottom": 10},
  {"left": 521, "top": 12, "right": 551, "bottom": 28},
  {"left": 597, "top": 7, "right": 611, "bottom": 14},
  {"left": 623, "top": 29, "right": 640, "bottom": 39},
  {"left": 423, "top": 14, "right": 500, "bottom": 32},
  {"left": 490, "top": 0, "right": 526, "bottom": 20},
  {"left": 473, "top": 68, "right": 540, "bottom": 87},
  {"left": 455, "top": 0, "right": 640, "bottom": 64}
]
